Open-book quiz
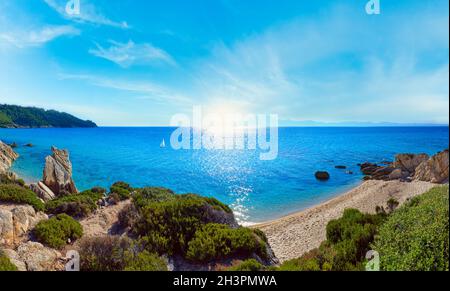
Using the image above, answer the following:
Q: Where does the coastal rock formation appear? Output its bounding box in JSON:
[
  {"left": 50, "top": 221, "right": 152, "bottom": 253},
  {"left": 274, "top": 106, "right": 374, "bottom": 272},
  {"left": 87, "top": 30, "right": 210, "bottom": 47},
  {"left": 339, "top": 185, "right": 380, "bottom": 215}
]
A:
[
  {"left": 393, "top": 153, "right": 429, "bottom": 173},
  {"left": 3, "top": 242, "right": 63, "bottom": 271},
  {"left": 0, "top": 205, "right": 48, "bottom": 247},
  {"left": 30, "top": 181, "right": 56, "bottom": 202},
  {"left": 414, "top": 149, "right": 449, "bottom": 184},
  {"left": 0, "top": 141, "right": 19, "bottom": 174},
  {"left": 315, "top": 171, "right": 330, "bottom": 181},
  {"left": 360, "top": 150, "right": 449, "bottom": 184},
  {"left": 43, "top": 146, "right": 78, "bottom": 195}
]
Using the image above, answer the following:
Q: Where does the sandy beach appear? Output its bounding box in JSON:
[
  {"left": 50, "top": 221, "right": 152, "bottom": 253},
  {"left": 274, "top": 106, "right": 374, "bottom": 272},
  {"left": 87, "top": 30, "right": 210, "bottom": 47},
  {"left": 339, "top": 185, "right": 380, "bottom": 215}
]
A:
[{"left": 253, "top": 180, "right": 437, "bottom": 263}]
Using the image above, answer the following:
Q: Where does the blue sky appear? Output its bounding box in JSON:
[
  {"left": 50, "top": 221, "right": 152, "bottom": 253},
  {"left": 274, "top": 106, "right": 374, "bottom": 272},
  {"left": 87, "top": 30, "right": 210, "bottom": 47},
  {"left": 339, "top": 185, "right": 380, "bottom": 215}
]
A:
[{"left": 0, "top": 0, "right": 448, "bottom": 126}]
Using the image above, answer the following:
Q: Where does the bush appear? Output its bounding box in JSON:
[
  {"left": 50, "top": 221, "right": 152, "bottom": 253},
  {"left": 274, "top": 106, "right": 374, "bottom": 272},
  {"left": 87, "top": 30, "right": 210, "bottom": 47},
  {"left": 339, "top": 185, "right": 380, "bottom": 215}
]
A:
[
  {"left": 226, "top": 259, "right": 266, "bottom": 271},
  {"left": 0, "top": 251, "right": 17, "bottom": 271},
  {"left": 79, "top": 236, "right": 132, "bottom": 271},
  {"left": 278, "top": 243, "right": 334, "bottom": 271},
  {"left": 90, "top": 187, "right": 107, "bottom": 195},
  {"left": 373, "top": 186, "right": 449, "bottom": 271},
  {"left": 278, "top": 209, "right": 385, "bottom": 271},
  {"left": 33, "top": 214, "right": 83, "bottom": 249},
  {"left": 0, "top": 174, "right": 27, "bottom": 187},
  {"left": 110, "top": 182, "right": 133, "bottom": 201},
  {"left": 124, "top": 250, "right": 167, "bottom": 271},
  {"left": 0, "top": 184, "right": 44, "bottom": 212},
  {"left": 134, "top": 193, "right": 235, "bottom": 256},
  {"left": 45, "top": 190, "right": 103, "bottom": 218},
  {"left": 132, "top": 187, "right": 176, "bottom": 209},
  {"left": 79, "top": 236, "right": 166, "bottom": 271},
  {"left": 186, "top": 223, "right": 267, "bottom": 262},
  {"left": 118, "top": 203, "right": 140, "bottom": 229}
]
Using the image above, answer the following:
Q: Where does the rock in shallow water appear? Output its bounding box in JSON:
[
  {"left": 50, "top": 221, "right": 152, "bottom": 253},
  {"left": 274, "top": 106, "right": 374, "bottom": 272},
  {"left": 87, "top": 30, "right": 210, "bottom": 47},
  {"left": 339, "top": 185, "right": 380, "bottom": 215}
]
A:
[{"left": 315, "top": 171, "right": 330, "bottom": 181}]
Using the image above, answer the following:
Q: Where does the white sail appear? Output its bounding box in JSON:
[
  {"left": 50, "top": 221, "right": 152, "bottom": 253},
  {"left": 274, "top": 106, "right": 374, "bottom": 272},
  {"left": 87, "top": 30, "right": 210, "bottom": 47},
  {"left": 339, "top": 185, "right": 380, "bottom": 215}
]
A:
[{"left": 160, "top": 139, "right": 166, "bottom": 148}]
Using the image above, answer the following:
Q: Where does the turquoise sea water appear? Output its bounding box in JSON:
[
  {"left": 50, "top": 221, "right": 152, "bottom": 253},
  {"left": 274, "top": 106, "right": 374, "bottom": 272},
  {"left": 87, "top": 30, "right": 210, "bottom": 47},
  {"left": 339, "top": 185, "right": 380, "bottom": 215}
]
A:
[{"left": 0, "top": 127, "right": 448, "bottom": 224}]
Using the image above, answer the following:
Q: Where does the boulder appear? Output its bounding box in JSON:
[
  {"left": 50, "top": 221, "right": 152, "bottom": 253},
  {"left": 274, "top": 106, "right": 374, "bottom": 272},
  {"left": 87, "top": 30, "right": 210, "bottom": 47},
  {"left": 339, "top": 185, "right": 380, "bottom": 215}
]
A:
[
  {"left": 393, "top": 153, "right": 429, "bottom": 173},
  {"left": 0, "top": 141, "right": 19, "bottom": 174},
  {"left": 315, "top": 171, "right": 330, "bottom": 181},
  {"left": 388, "top": 168, "right": 406, "bottom": 180},
  {"left": 43, "top": 146, "right": 78, "bottom": 195},
  {"left": 0, "top": 209, "right": 14, "bottom": 246},
  {"left": 360, "top": 163, "right": 379, "bottom": 176},
  {"left": 30, "top": 182, "right": 56, "bottom": 202},
  {"left": 3, "top": 242, "right": 63, "bottom": 271},
  {"left": 0, "top": 205, "right": 48, "bottom": 247},
  {"left": 414, "top": 150, "right": 449, "bottom": 184}
]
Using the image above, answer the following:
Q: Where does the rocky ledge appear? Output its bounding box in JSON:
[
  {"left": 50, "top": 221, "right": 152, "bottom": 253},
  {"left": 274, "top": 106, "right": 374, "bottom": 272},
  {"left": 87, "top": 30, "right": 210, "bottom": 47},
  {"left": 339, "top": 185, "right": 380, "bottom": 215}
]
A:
[
  {"left": 360, "top": 149, "right": 449, "bottom": 184},
  {"left": 0, "top": 141, "right": 19, "bottom": 174}
]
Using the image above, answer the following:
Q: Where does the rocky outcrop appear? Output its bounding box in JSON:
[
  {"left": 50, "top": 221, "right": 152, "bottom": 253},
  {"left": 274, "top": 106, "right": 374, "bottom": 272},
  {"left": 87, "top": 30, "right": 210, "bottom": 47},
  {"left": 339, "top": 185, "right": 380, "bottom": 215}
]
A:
[
  {"left": 0, "top": 141, "right": 19, "bottom": 174},
  {"left": 0, "top": 204, "right": 48, "bottom": 247},
  {"left": 360, "top": 150, "right": 448, "bottom": 184},
  {"left": 393, "top": 153, "right": 429, "bottom": 173},
  {"left": 43, "top": 146, "right": 78, "bottom": 195},
  {"left": 414, "top": 149, "right": 449, "bottom": 184},
  {"left": 29, "top": 181, "right": 56, "bottom": 202},
  {"left": 3, "top": 242, "right": 63, "bottom": 271}
]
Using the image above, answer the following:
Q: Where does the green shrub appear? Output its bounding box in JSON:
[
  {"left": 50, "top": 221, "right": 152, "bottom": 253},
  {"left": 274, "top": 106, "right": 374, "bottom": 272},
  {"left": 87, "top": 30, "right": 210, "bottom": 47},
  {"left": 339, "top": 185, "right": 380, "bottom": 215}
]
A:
[
  {"left": 324, "top": 209, "right": 385, "bottom": 270},
  {"left": 133, "top": 187, "right": 176, "bottom": 209},
  {"left": 278, "top": 209, "right": 385, "bottom": 271},
  {"left": 79, "top": 236, "right": 166, "bottom": 271},
  {"left": 79, "top": 236, "right": 130, "bottom": 271},
  {"left": 0, "top": 251, "right": 17, "bottom": 271},
  {"left": 0, "top": 174, "right": 27, "bottom": 187},
  {"left": 373, "top": 186, "right": 449, "bottom": 271},
  {"left": 186, "top": 223, "right": 267, "bottom": 262},
  {"left": 118, "top": 203, "right": 140, "bottom": 229},
  {"left": 134, "top": 193, "right": 235, "bottom": 256},
  {"left": 110, "top": 182, "right": 133, "bottom": 201},
  {"left": 0, "top": 184, "right": 44, "bottom": 212},
  {"left": 90, "top": 187, "right": 107, "bottom": 195},
  {"left": 45, "top": 190, "right": 102, "bottom": 218},
  {"left": 278, "top": 243, "right": 335, "bottom": 271},
  {"left": 226, "top": 259, "right": 266, "bottom": 271},
  {"left": 124, "top": 250, "right": 167, "bottom": 271},
  {"left": 33, "top": 214, "right": 83, "bottom": 249}
]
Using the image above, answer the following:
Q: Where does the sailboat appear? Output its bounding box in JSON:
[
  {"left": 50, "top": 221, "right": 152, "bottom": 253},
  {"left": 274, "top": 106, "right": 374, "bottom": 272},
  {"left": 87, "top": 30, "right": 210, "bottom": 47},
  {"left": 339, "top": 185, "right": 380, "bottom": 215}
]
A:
[{"left": 160, "top": 138, "right": 166, "bottom": 148}]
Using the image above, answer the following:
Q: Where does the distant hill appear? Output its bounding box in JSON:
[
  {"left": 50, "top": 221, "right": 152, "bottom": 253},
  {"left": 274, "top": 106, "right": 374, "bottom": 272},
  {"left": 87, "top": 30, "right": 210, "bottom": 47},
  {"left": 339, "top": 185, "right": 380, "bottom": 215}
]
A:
[{"left": 0, "top": 104, "right": 97, "bottom": 128}]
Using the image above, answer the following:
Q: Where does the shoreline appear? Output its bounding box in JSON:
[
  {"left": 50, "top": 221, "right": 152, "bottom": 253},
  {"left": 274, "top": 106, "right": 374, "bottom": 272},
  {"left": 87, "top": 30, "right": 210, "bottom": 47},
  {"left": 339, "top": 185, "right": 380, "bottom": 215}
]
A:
[{"left": 252, "top": 179, "right": 438, "bottom": 263}]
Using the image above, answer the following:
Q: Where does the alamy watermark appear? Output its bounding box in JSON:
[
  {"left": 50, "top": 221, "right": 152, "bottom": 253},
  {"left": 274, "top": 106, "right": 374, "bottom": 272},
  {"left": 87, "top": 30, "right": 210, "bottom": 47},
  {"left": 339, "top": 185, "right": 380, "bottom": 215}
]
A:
[
  {"left": 169, "top": 106, "right": 279, "bottom": 161},
  {"left": 65, "top": 0, "right": 81, "bottom": 15},
  {"left": 365, "top": 250, "right": 380, "bottom": 271},
  {"left": 365, "top": 0, "right": 381, "bottom": 15}
]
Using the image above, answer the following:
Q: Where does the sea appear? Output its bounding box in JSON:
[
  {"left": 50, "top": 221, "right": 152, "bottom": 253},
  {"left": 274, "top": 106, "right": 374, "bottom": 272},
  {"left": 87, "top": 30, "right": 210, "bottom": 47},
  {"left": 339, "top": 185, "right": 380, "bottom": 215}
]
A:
[{"left": 1, "top": 126, "right": 448, "bottom": 224}]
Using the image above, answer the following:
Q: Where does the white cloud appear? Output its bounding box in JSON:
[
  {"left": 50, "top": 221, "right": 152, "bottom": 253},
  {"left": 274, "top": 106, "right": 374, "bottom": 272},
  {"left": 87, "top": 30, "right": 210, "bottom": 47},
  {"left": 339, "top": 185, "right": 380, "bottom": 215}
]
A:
[
  {"left": 44, "top": 0, "right": 129, "bottom": 29},
  {"left": 0, "top": 25, "right": 79, "bottom": 48},
  {"left": 187, "top": 5, "right": 449, "bottom": 124},
  {"left": 58, "top": 73, "right": 191, "bottom": 105},
  {"left": 89, "top": 40, "right": 176, "bottom": 68}
]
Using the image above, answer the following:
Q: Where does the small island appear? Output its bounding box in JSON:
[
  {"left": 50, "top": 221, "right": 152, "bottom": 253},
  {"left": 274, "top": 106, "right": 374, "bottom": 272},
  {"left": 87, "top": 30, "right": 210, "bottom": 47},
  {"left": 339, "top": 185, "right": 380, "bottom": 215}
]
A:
[{"left": 0, "top": 104, "right": 97, "bottom": 128}]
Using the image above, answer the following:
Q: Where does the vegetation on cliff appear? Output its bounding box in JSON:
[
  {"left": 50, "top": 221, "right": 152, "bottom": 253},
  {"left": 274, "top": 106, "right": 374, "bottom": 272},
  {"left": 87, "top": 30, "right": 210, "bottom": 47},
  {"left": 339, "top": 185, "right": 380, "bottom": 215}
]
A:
[
  {"left": 0, "top": 184, "right": 45, "bottom": 212},
  {"left": 0, "top": 104, "right": 97, "bottom": 128},
  {"left": 278, "top": 186, "right": 449, "bottom": 271},
  {"left": 79, "top": 236, "right": 167, "bottom": 271},
  {"left": 129, "top": 187, "right": 268, "bottom": 264},
  {"left": 33, "top": 214, "right": 83, "bottom": 249},
  {"left": 279, "top": 209, "right": 386, "bottom": 271},
  {"left": 45, "top": 189, "right": 104, "bottom": 218},
  {"left": 0, "top": 250, "right": 17, "bottom": 271},
  {"left": 373, "top": 186, "right": 449, "bottom": 271}
]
